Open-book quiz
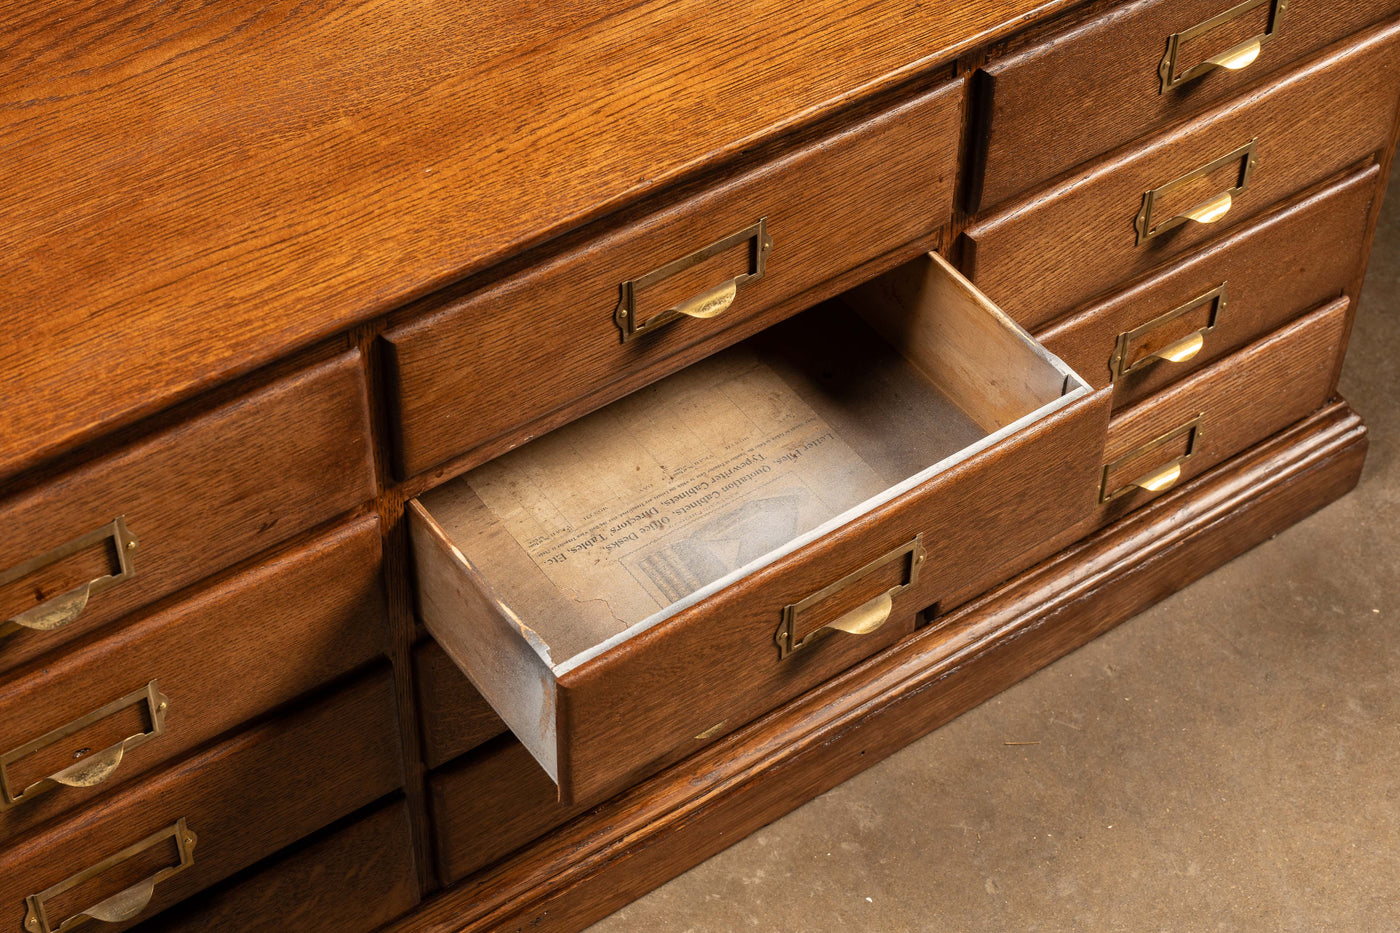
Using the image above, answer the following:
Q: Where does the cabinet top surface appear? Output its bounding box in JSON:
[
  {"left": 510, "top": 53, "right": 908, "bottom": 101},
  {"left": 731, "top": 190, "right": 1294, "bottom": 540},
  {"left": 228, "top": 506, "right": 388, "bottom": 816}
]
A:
[{"left": 0, "top": 0, "right": 1063, "bottom": 481}]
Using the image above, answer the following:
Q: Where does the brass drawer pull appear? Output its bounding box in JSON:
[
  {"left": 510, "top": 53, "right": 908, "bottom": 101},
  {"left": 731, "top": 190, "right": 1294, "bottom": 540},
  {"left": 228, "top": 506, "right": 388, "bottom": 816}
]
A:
[
  {"left": 1, "top": 681, "right": 169, "bottom": 811},
  {"left": 1, "top": 517, "right": 139, "bottom": 639},
  {"left": 775, "top": 535, "right": 924, "bottom": 660},
  {"left": 24, "top": 818, "right": 197, "bottom": 933},
  {"left": 1110, "top": 285, "right": 1227, "bottom": 381},
  {"left": 1136, "top": 140, "right": 1258, "bottom": 244},
  {"left": 1159, "top": 0, "right": 1287, "bottom": 93},
  {"left": 1101, "top": 416, "right": 1204, "bottom": 503},
  {"left": 614, "top": 219, "right": 773, "bottom": 341}
]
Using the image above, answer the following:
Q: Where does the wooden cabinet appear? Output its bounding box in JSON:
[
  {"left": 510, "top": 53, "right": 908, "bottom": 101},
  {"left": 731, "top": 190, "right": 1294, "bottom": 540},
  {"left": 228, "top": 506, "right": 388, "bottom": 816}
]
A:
[{"left": 2, "top": 2, "right": 1395, "bottom": 931}]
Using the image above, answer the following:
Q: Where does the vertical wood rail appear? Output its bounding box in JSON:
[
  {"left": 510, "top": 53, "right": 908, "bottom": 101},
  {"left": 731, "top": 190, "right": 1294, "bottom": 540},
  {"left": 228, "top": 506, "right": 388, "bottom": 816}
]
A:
[{"left": 347, "top": 321, "right": 436, "bottom": 895}]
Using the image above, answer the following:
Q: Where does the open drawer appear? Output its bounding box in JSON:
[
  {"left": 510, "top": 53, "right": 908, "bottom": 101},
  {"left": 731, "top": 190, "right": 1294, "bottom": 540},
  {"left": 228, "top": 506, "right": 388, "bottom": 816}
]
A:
[{"left": 409, "top": 253, "right": 1110, "bottom": 805}]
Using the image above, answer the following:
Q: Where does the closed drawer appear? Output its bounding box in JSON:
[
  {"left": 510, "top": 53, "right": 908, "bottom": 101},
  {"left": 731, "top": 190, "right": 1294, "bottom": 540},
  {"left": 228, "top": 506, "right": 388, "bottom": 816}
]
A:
[
  {"left": 428, "top": 738, "right": 584, "bottom": 885},
  {"left": 414, "top": 641, "right": 506, "bottom": 769},
  {"left": 410, "top": 252, "right": 1108, "bottom": 806},
  {"left": 0, "top": 670, "right": 401, "bottom": 933},
  {"left": 1096, "top": 296, "right": 1348, "bottom": 522},
  {"left": 0, "top": 517, "right": 387, "bottom": 837},
  {"left": 136, "top": 799, "right": 419, "bottom": 933},
  {"left": 382, "top": 76, "right": 966, "bottom": 480},
  {"left": 974, "top": 0, "right": 1400, "bottom": 210},
  {"left": 1037, "top": 166, "right": 1378, "bottom": 411},
  {"left": 0, "top": 352, "right": 376, "bottom": 674},
  {"left": 965, "top": 19, "right": 1400, "bottom": 331}
]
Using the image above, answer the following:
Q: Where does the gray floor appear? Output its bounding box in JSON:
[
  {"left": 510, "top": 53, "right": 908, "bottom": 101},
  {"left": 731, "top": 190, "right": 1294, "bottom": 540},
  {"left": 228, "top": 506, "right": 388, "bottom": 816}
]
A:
[{"left": 588, "top": 159, "right": 1400, "bottom": 932}]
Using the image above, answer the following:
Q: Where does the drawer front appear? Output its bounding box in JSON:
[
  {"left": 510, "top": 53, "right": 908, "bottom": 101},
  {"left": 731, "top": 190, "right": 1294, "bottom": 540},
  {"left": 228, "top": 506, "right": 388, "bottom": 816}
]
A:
[
  {"left": 415, "top": 641, "right": 506, "bottom": 769},
  {"left": 136, "top": 799, "right": 419, "bottom": 933},
  {"left": 428, "top": 738, "right": 585, "bottom": 885},
  {"left": 1037, "top": 166, "right": 1378, "bottom": 410},
  {"left": 553, "top": 384, "right": 1111, "bottom": 805},
  {"left": 0, "top": 517, "right": 387, "bottom": 837},
  {"left": 0, "top": 671, "right": 401, "bottom": 933},
  {"left": 975, "top": 0, "right": 1400, "bottom": 210},
  {"left": 383, "top": 78, "right": 965, "bottom": 479},
  {"left": 965, "top": 19, "right": 1400, "bottom": 331},
  {"left": 0, "top": 352, "right": 376, "bottom": 674},
  {"left": 1096, "top": 297, "right": 1348, "bottom": 522}
]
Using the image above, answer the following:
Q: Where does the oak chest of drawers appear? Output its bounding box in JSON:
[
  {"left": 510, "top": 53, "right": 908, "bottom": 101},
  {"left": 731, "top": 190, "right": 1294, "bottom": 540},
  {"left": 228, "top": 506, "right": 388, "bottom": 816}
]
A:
[{"left": 3, "top": 1, "right": 1396, "bottom": 930}]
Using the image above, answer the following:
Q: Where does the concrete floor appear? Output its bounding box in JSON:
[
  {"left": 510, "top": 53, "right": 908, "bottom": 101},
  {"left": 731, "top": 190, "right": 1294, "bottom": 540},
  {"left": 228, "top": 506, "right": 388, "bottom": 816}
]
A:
[{"left": 587, "top": 160, "right": 1400, "bottom": 932}]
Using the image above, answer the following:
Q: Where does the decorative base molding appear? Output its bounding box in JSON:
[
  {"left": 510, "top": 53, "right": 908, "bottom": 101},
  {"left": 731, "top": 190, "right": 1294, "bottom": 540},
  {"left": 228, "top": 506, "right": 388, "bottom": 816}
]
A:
[{"left": 387, "top": 401, "right": 1367, "bottom": 933}]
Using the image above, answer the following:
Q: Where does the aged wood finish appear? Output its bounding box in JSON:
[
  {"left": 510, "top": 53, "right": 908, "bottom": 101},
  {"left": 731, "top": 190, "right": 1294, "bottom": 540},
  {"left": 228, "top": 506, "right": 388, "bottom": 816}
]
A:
[
  {"left": 428, "top": 738, "right": 590, "bottom": 887},
  {"left": 973, "top": 0, "right": 1400, "bottom": 210},
  {"left": 964, "top": 19, "right": 1400, "bottom": 329},
  {"left": 1037, "top": 167, "right": 1377, "bottom": 408},
  {"left": 0, "top": 353, "right": 375, "bottom": 674},
  {"left": 552, "top": 385, "right": 1110, "bottom": 806},
  {"left": 0, "top": 517, "right": 386, "bottom": 839},
  {"left": 0, "top": 0, "right": 1075, "bottom": 482},
  {"left": 411, "top": 255, "right": 1109, "bottom": 805},
  {"left": 414, "top": 643, "right": 506, "bottom": 770},
  {"left": 5, "top": 0, "right": 1395, "bottom": 927},
  {"left": 0, "top": 670, "right": 402, "bottom": 933},
  {"left": 138, "top": 799, "right": 419, "bottom": 933},
  {"left": 1096, "top": 298, "right": 1348, "bottom": 523},
  {"left": 386, "top": 402, "right": 1369, "bottom": 933},
  {"left": 384, "top": 77, "right": 966, "bottom": 479}
]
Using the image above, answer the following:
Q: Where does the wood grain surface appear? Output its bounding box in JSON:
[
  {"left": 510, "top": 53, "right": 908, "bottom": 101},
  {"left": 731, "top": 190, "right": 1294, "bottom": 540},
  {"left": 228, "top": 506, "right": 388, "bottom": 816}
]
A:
[
  {"left": 1037, "top": 167, "right": 1377, "bottom": 408},
  {"left": 1096, "top": 297, "right": 1349, "bottom": 524},
  {"left": 965, "top": 18, "right": 1400, "bottom": 328},
  {"left": 414, "top": 641, "right": 506, "bottom": 771},
  {"left": 974, "top": 0, "right": 1400, "bottom": 210},
  {"left": 384, "top": 77, "right": 964, "bottom": 479},
  {"left": 428, "top": 738, "right": 590, "bottom": 887},
  {"left": 0, "top": 0, "right": 1073, "bottom": 482},
  {"left": 0, "top": 351, "right": 375, "bottom": 674},
  {"left": 0, "top": 516, "right": 386, "bottom": 839},
  {"left": 0, "top": 669, "right": 403, "bottom": 933},
  {"left": 553, "top": 383, "right": 1110, "bottom": 806},
  {"left": 385, "top": 401, "right": 1368, "bottom": 933},
  {"left": 138, "top": 798, "right": 419, "bottom": 933}
]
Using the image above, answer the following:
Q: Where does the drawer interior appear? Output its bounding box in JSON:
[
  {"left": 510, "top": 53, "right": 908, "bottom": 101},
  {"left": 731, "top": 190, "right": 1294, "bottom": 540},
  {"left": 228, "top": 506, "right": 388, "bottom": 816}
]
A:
[{"left": 411, "top": 252, "right": 1090, "bottom": 781}]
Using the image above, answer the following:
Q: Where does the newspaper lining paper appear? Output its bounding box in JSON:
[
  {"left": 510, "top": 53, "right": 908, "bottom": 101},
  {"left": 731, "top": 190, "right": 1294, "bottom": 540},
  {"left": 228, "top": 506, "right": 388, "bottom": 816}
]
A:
[{"left": 466, "top": 348, "right": 890, "bottom": 637}]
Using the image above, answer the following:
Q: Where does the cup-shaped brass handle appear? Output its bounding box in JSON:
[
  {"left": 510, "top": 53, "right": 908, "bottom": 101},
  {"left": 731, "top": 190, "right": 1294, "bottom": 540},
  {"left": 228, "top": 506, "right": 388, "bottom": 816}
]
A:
[
  {"left": 24, "top": 818, "right": 196, "bottom": 933},
  {"left": 1136, "top": 141, "right": 1258, "bottom": 244},
  {"left": 776, "top": 535, "right": 924, "bottom": 659},
  {"left": 1159, "top": 0, "right": 1287, "bottom": 92},
  {"left": 1100, "top": 416, "right": 1204, "bottom": 503},
  {"left": 1, "top": 681, "right": 169, "bottom": 810},
  {"left": 1, "top": 517, "right": 139, "bottom": 640},
  {"left": 614, "top": 219, "right": 773, "bottom": 341},
  {"left": 1110, "top": 285, "right": 1227, "bottom": 381}
]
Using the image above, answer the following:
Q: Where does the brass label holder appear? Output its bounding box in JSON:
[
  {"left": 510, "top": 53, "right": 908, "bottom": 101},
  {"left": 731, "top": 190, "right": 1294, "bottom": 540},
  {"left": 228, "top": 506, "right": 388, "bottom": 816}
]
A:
[
  {"left": 1, "top": 680, "right": 169, "bottom": 810},
  {"left": 1160, "top": 0, "right": 1287, "bottom": 93},
  {"left": 775, "top": 535, "right": 925, "bottom": 660},
  {"left": 1, "top": 517, "right": 139, "bottom": 639},
  {"left": 1109, "top": 284, "right": 1227, "bottom": 381},
  {"left": 24, "top": 818, "right": 196, "bottom": 933},
  {"left": 615, "top": 219, "right": 773, "bottom": 341},
  {"left": 1100, "top": 415, "right": 1205, "bottom": 503},
  {"left": 1136, "top": 140, "right": 1258, "bottom": 244}
]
